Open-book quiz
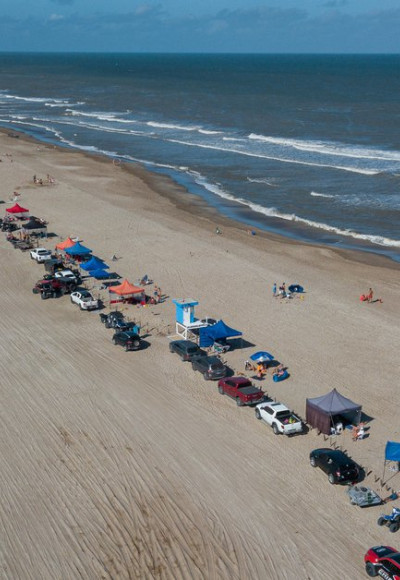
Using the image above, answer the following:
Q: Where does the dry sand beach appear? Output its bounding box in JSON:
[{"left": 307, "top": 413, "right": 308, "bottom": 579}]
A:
[{"left": 0, "top": 129, "right": 399, "bottom": 579}]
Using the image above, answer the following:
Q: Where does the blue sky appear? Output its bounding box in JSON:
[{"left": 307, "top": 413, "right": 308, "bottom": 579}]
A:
[{"left": 1, "top": 0, "right": 399, "bottom": 53}]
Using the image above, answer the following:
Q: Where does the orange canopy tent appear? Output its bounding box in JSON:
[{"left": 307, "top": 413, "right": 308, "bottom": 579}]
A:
[
  {"left": 109, "top": 279, "right": 144, "bottom": 296},
  {"left": 56, "top": 237, "right": 76, "bottom": 251}
]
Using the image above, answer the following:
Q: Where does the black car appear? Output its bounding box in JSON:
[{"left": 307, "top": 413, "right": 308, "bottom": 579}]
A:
[
  {"left": 113, "top": 319, "right": 139, "bottom": 332},
  {"left": 191, "top": 355, "right": 227, "bottom": 380},
  {"left": 169, "top": 340, "right": 203, "bottom": 361},
  {"left": 310, "top": 448, "right": 360, "bottom": 484},
  {"left": 112, "top": 331, "right": 142, "bottom": 351},
  {"left": 105, "top": 311, "right": 125, "bottom": 328}
]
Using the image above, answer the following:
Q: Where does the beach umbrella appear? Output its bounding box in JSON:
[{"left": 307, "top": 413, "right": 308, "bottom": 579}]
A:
[{"left": 250, "top": 351, "right": 274, "bottom": 363}]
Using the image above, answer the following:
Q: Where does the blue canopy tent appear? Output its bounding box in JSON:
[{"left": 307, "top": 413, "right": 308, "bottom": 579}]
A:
[
  {"left": 65, "top": 241, "right": 92, "bottom": 256},
  {"left": 81, "top": 256, "right": 109, "bottom": 271},
  {"left": 89, "top": 268, "right": 112, "bottom": 279},
  {"left": 382, "top": 442, "right": 400, "bottom": 486},
  {"left": 199, "top": 319, "right": 242, "bottom": 348},
  {"left": 386, "top": 442, "right": 400, "bottom": 462}
]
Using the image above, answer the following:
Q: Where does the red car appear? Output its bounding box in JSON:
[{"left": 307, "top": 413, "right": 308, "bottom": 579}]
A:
[
  {"left": 217, "top": 377, "right": 264, "bottom": 406},
  {"left": 364, "top": 545, "right": 400, "bottom": 578}
]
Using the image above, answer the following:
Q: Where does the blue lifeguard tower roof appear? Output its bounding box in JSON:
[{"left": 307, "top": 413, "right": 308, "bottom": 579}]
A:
[{"left": 172, "top": 298, "right": 199, "bottom": 325}]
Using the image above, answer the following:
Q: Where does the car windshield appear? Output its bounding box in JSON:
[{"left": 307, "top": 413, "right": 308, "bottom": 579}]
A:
[{"left": 210, "top": 362, "right": 223, "bottom": 370}]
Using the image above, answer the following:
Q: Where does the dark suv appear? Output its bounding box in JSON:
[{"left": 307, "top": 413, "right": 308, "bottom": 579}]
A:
[
  {"left": 32, "top": 277, "right": 77, "bottom": 296},
  {"left": 169, "top": 340, "right": 203, "bottom": 361},
  {"left": 191, "top": 355, "right": 227, "bottom": 380},
  {"left": 310, "top": 448, "right": 360, "bottom": 484},
  {"left": 112, "top": 331, "right": 142, "bottom": 351}
]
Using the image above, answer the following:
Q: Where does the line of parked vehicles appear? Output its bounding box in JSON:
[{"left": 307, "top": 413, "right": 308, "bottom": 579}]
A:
[
  {"left": 168, "top": 338, "right": 400, "bottom": 577},
  {"left": 26, "top": 247, "right": 400, "bottom": 576},
  {"left": 29, "top": 247, "right": 144, "bottom": 352}
]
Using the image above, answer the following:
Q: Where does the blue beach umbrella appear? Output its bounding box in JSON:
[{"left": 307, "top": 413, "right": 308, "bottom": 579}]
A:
[{"left": 250, "top": 351, "right": 274, "bottom": 363}]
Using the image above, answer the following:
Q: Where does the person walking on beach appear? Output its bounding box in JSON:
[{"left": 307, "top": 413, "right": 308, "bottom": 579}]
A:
[
  {"left": 273, "top": 282, "right": 277, "bottom": 297},
  {"left": 367, "top": 288, "right": 374, "bottom": 303}
]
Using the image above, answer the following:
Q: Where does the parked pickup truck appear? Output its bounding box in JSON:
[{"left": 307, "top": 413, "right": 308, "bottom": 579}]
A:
[
  {"left": 255, "top": 401, "right": 303, "bottom": 435},
  {"left": 32, "top": 277, "right": 77, "bottom": 296},
  {"left": 54, "top": 268, "right": 82, "bottom": 285},
  {"left": 217, "top": 377, "right": 264, "bottom": 406},
  {"left": 30, "top": 247, "right": 53, "bottom": 263},
  {"left": 70, "top": 290, "right": 99, "bottom": 311}
]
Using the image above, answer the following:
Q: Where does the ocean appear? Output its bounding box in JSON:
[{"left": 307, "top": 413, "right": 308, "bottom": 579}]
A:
[{"left": 0, "top": 53, "right": 399, "bottom": 261}]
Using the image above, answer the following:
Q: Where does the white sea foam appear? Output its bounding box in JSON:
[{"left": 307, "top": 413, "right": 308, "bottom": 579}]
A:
[
  {"left": 247, "top": 177, "right": 278, "bottom": 187},
  {"left": 249, "top": 133, "right": 400, "bottom": 162},
  {"left": 189, "top": 171, "right": 400, "bottom": 248},
  {"left": 65, "top": 110, "right": 134, "bottom": 124},
  {"left": 5, "top": 94, "right": 68, "bottom": 104},
  {"left": 147, "top": 121, "right": 201, "bottom": 132},
  {"left": 310, "top": 191, "right": 334, "bottom": 198},
  {"left": 167, "top": 138, "right": 380, "bottom": 176}
]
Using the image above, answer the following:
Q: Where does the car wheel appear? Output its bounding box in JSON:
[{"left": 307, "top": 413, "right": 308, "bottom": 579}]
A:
[
  {"left": 390, "top": 523, "right": 399, "bottom": 533},
  {"left": 218, "top": 386, "right": 224, "bottom": 395},
  {"left": 377, "top": 516, "right": 386, "bottom": 526},
  {"left": 328, "top": 473, "right": 336, "bottom": 485},
  {"left": 70, "top": 297, "right": 74, "bottom": 303},
  {"left": 255, "top": 409, "right": 261, "bottom": 420},
  {"left": 236, "top": 398, "right": 243, "bottom": 407},
  {"left": 32, "top": 288, "right": 39, "bottom": 294},
  {"left": 310, "top": 456, "right": 316, "bottom": 467},
  {"left": 365, "top": 562, "right": 378, "bottom": 577},
  {"left": 169, "top": 345, "right": 174, "bottom": 353},
  {"left": 203, "top": 372, "right": 209, "bottom": 380},
  {"left": 105, "top": 322, "right": 111, "bottom": 329},
  {"left": 125, "top": 344, "right": 130, "bottom": 352},
  {"left": 272, "top": 423, "right": 280, "bottom": 435}
]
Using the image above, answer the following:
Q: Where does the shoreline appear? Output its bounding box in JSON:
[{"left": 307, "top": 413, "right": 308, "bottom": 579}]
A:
[{"left": 2, "top": 126, "right": 399, "bottom": 272}]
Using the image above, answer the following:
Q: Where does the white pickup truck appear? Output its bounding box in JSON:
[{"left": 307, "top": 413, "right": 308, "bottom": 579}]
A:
[
  {"left": 30, "top": 247, "right": 53, "bottom": 263},
  {"left": 70, "top": 290, "right": 99, "bottom": 311},
  {"left": 255, "top": 401, "right": 303, "bottom": 436}
]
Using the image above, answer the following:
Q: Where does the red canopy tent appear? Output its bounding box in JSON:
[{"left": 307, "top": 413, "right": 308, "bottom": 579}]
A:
[
  {"left": 108, "top": 279, "right": 144, "bottom": 303},
  {"left": 6, "top": 203, "right": 29, "bottom": 217}
]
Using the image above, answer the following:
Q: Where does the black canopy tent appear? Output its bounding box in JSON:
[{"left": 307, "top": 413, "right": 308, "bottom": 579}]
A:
[{"left": 306, "top": 388, "right": 362, "bottom": 435}]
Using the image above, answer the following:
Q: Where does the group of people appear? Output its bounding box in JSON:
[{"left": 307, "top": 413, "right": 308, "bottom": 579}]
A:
[
  {"left": 352, "top": 423, "right": 366, "bottom": 441},
  {"left": 273, "top": 282, "right": 291, "bottom": 299},
  {"left": 360, "top": 287, "right": 382, "bottom": 304},
  {"left": 244, "top": 360, "right": 286, "bottom": 380},
  {"left": 33, "top": 174, "right": 55, "bottom": 186}
]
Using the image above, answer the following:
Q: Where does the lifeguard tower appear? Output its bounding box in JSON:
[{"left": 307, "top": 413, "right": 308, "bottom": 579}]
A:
[{"left": 172, "top": 298, "right": 209, "bottom": 340}]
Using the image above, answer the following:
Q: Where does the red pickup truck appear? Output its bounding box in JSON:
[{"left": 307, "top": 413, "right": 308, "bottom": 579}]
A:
[{"left": 217, "top": 377, "right": 264, "bottom": 406}]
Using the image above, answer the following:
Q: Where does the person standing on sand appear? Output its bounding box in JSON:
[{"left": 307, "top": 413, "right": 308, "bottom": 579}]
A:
[
  {"left": 367, "top": 288, "right": 374, "bottom": 303},
  {"left": 273, "top": 282, "right": 277, "bottom": 297}
]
